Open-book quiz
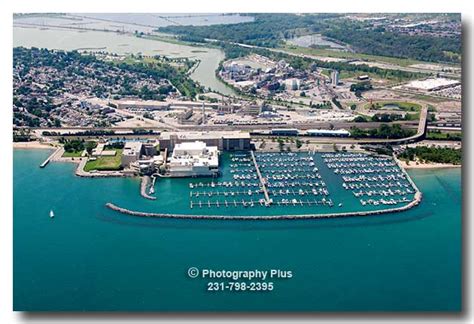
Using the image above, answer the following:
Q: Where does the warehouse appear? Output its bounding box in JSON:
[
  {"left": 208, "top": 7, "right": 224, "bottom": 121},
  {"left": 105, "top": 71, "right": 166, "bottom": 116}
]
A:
[{"left": 404, "top": 78, "right": 460, "bottom": 92}]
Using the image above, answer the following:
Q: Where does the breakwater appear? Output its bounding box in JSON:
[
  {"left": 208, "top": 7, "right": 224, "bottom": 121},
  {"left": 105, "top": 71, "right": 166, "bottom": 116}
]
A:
[
  {"left": 39, "top": 147, "right": 62, "bottom": 168},
  {"left": 105, "top": 191, "right": 421, "bottom": 220}
]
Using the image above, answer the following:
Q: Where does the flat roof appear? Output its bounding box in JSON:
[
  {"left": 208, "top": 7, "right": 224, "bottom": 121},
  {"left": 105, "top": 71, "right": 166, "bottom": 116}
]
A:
[
  {"left": 175, "top": 141, "right": 207, "bottom": 151},
  {"left": 405, "top": 78, "right": 460, "bottom": 91},
  {"left": 123, "top": 141, "right": 143, "bottom": 156},
  {"left": 307, "top": 129, "right": 351, "bottom": 134},
  {"left": 160, "top": 131, "right": 251, "bottom": 140}
]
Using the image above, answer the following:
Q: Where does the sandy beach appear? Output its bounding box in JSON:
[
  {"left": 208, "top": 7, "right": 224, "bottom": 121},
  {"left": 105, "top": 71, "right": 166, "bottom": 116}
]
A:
[
  {"left": 13, "top": 141, "right": 56, "bottom": 150},
  {"left": 398, "top": 160, "right": 461, "bottom": 169}
]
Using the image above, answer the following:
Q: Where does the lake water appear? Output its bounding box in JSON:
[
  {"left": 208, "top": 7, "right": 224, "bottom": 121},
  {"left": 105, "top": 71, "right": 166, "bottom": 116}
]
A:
[
  {"left": 13, "top": 149, "right": 461, "bottom": 311},
  {"left": 13, "top": 25, "right": 234, "bottom": 95}
]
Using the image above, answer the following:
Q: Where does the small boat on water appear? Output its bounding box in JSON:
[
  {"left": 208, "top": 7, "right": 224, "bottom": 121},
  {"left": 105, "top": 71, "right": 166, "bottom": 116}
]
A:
[{"left": 49, "top": 210, "right": 55, "bottom": 218}]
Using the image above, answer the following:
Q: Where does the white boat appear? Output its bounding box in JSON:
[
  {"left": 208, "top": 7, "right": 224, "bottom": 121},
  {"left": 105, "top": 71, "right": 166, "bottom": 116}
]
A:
[{"left": 49, "top": 210, "right": 55, "bottom": 218}]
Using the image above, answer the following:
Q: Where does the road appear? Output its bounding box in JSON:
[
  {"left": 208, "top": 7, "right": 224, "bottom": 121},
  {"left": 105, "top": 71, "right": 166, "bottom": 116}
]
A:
[{"left": 253, "top": 106, "right": 428, "bottom": 145}]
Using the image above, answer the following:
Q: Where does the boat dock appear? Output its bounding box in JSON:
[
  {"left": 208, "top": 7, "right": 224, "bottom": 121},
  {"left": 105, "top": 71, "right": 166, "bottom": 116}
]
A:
[
  {"left": 250, "top": 150, "right": 271, "bottom": 205},
  {"left": 187, "top": 152, "right": 332, "bottom": 209},
  {"left": 39, "top": 147, "right": 62, "bottom": 168},
  {"left": 189, "top": 198, "right": 332, "bottom": 209}
]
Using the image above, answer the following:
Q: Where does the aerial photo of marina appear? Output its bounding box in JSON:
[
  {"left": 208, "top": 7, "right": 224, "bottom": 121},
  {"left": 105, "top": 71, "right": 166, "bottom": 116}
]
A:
[{"left": 13, "top": 13, "right": 462, "bottom": 311}]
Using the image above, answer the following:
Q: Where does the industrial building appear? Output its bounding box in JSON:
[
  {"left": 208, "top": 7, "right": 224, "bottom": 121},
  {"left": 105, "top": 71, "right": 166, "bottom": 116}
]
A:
[
  {"left": 159, "top": 131, "right": 251, "bottom": 151},
  {"left": 177, "top": 108, "right": 203, "bottom": 125},
  {"left": 121, "top": 142, "right": 143, "bottom": 167},
  {"left": 168, "top": 141, "right": 219, "bottom": 177},
  {"left": 115, "top": 100, "right": 170, "bottom": 111}
]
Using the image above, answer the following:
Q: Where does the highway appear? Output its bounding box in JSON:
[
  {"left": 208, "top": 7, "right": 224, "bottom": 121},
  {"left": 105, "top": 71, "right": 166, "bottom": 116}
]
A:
[
  {"left": 27, "top": 106, "right": 429, "bottom": 145},
  {"left": 27, "top": 120, "right": 420, "bottom": 133}
]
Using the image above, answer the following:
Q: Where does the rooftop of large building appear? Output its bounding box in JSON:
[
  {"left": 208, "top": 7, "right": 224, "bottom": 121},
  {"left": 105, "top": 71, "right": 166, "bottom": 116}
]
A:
[
  {"left": 404, "top": 78, "right": 460, "bottom": 91},
  {"left": 170, "top": 141, "right": 219, "bottom": 168},
  {"left": 174, "top": 141, "right": 208, "bottom": 152},
  {"left": 160, "top": 131, "right": 251, "bottom": 141},
  {"left": 123, "top": 141, "right": 143, "bottom": 156}
]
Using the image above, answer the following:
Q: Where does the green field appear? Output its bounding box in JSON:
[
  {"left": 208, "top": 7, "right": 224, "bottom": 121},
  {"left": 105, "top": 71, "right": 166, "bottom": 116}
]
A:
[
  {"left": 282, "top": 44, "right": 424, "bottom": 67},
  {"left": 364, "top": 101, "right": 422, "bottom": 112},
  {"left": 84, "top": 149, "right": 123, "bottom": 172},
  {"left": 62, "top": 150, "right": 83, "bottom": 158}
]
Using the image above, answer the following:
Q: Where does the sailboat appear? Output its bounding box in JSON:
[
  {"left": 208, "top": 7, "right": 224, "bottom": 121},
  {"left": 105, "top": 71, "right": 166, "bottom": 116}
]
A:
[{"left": 49, "top": 210, "right": 55, "bottom": 218}]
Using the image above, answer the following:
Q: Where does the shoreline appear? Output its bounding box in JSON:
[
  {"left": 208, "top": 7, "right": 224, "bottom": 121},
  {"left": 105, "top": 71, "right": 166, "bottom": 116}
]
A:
[{"left": 13, "top": 141, "right": 56, "bottom": 150}]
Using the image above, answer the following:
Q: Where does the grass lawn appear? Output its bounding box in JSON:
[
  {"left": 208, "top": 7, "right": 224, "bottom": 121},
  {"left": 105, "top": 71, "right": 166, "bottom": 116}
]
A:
[
  {"left": 364, "top": 101, "right": 422, "bottom": 112},
  {"left": 84, "top": 149, "right": 123, "bottom": 172},
  {"left": 426, "top": 131, "right": 462, "bottom": 141},
  {"left": 62, "top": 150, "right": 84, "bottom": 158}
]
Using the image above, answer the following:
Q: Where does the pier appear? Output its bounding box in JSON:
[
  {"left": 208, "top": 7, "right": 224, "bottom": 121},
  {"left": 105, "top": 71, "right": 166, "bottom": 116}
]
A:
[
  {"left": 39, "top": 147, "right": 62, "bottom": 168},
  {"left": 250, "top": 150, "right": 271, "bottom": 205}
]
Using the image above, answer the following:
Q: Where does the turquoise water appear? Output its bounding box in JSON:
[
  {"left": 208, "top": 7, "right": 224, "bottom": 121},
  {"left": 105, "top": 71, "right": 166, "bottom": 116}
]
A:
[{"left": 13, "top": 149, "right": 461, "bottom": 311}]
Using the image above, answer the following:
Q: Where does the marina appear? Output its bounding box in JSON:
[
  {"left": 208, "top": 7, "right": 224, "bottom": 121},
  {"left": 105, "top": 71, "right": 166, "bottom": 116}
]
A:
[
  {"left": 185, "top": 152, "right": 338, "bottom": 212},
  {"left": 106, "top": 150, "right": 422, "bottom": 219},
  {"left": 105, "top": 149, "right": 423, "bottom": 219},
  {"left": 103, "top": 151, "right": 421, "bottom": 218},
  {"left": 322, "top": 153, "right": 416, "bottom": 207}
]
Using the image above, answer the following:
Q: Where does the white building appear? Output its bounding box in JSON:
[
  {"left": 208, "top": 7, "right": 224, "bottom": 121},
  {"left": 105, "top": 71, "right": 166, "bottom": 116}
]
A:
[
  {"left": 168, "top": 141, "right": 219, "bottom": 177},
  {"left": 404, "top": 78, "right": 460, "bottom": 92}
]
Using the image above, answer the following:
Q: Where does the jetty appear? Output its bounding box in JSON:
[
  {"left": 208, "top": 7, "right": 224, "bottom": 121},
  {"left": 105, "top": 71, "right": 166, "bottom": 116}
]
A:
[
  {"left": 39, "top": 147, "right": 62, "bottom": 168},
  {"left": 140, "top": 176, "right": 157, "bottom": 200},
  {"left": 250, "top": 150, "right": 271, "bottom": 205}
]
